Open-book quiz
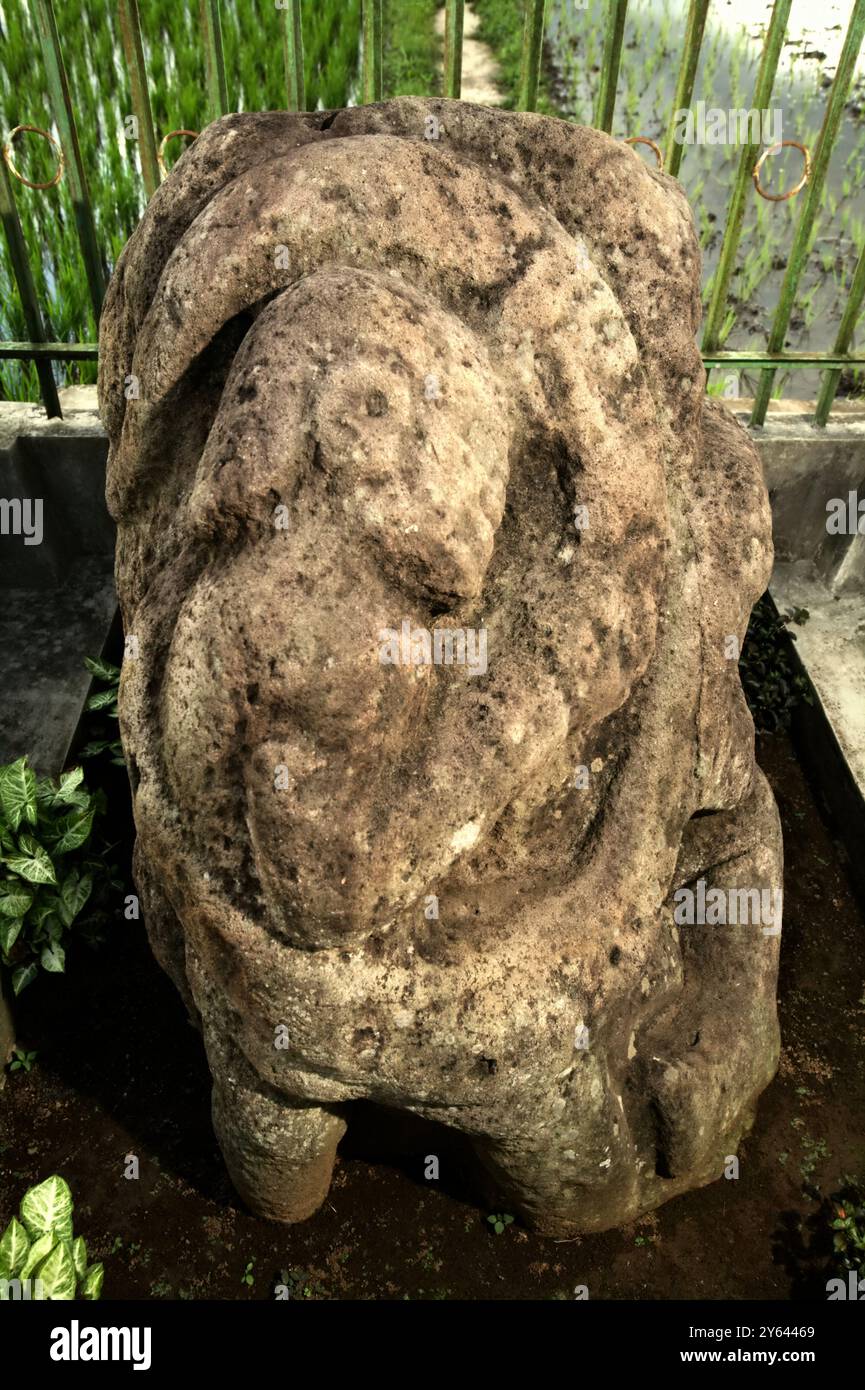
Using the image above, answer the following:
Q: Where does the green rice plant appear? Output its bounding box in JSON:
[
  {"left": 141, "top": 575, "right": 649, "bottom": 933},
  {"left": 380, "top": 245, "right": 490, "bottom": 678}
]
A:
[
  {"left": 717, "top": 306, "right": 736, "bottom": 347},
  {"left": 383, "top": 0, "right": 440, "bottom": 97}
]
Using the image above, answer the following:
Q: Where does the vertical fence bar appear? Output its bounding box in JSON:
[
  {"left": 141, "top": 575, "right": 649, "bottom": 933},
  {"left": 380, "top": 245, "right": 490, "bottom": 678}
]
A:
[
  {"left": 361, "top": 0, "right": 383, "bottom": 104},
  {"left": 118, "top": 0, "right": 161, "bottom": 199},
  {"left": 0, "top": 155, "right": 62, "bottom": 417},
  {"left": 751, "top": 0, "right": 865, "bottom": 426},
  {"left": 518, "top": 0, "right": 548, "bottom": 112},
  {"left": 443, "top": 0, "right": 465, "bottom": 100},
  {"left": 29, "top": 0, "right": 105, "bottom": 322},
  {"left": 594, "top": 0, "right": 629, "bottom": 134},
  {"left": 200, "top": 0, "right": 229, "bottom": 121},
  {"left": 664, "top": 0, "right": 710, "bottom": 178},
  {"left": 702, "top": 0, "right": 792, "bottom": 359},
  {"left": 281, "top": 0, "right": 305, "bottom": 112},
  {"left": 377, "top": 0, "right": 384, "bottom": 99},
  {"left": 814, "top": 243, "right": 865, "bottom": 425}
]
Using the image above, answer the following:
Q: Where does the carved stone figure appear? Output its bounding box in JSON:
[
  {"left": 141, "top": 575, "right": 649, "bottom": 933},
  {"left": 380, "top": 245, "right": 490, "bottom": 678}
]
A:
[{"left": 99, "top": 99, "right": 782, "bottom": 1235}]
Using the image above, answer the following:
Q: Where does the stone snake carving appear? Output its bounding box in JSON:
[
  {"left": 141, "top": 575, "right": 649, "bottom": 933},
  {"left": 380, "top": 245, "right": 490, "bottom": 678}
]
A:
[{"left": 99, "top": 98, "right": 782, "bottom": 1235}]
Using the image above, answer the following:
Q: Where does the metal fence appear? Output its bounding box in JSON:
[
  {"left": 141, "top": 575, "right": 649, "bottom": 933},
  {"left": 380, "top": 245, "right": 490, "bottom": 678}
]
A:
[{"left": 2, "top": 0, "right": 865, "bottom": 425}]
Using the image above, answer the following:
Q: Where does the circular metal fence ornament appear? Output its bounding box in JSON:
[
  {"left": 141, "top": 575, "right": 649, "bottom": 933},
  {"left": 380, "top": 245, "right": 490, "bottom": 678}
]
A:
[
  {"left": 752, "top": 140, "right": 811, "bottom": 202},
  {"left": 624, "top": 135, "right": 664, "bottom": 172},
  {"left": 2, "top": 124, "right": 65, "bottom": 190},
  {"left": 157, "top": 129, "right": 199, "bottom": 177}
]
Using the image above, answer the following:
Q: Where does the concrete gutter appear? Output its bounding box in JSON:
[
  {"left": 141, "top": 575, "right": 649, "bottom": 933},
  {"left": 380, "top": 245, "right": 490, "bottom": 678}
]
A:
[
  {"left": 730, "top": 399, "right": 865, "bottom": 894},
  {"left": 729, "top": 398, "right": 865, "bottom": 579},
  {"left": 0, "top": 388, "right": 115, "bottom": 778},
  {"left": 0, "top": 387, "right": 114, "bottom": 1074}
]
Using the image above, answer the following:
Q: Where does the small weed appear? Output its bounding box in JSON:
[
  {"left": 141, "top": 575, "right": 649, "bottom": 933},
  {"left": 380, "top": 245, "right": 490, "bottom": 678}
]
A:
[
  {"left": 79, "top": 658, "right": 125, "bottom": 766},
  {"left": 109, "top": 1235, "right": 142, "bottom": 1258},
  {"left": 7, "top": 1046, "right": 37, "bottom": 1073},
  {"left": 487, "top": 1212, "right": 515, "bottom": 1236},
  {"left": 829, "top": 1181, "right": 865, "bottom": 1275},
  {"left": 800, "top": 1135, "right": 830, "bottom": 1184},
  {"left": 275, "top": 1266, "right": 329, "bottom": 1299}
]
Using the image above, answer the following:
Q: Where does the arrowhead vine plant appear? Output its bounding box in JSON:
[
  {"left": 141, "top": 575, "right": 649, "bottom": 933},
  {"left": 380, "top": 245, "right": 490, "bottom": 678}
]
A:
[
  {"left": 0, "top": 1175, "right": 104, "bottom": 1300},
  {"left": 830, "top": 1180, "right": 865, "bottom": 1279},
  {"left": 78, "top": 656, "right": 125, "bottom": 767},
  {"left": 0, "top": 756, "right": 120, "bottom": 996}
]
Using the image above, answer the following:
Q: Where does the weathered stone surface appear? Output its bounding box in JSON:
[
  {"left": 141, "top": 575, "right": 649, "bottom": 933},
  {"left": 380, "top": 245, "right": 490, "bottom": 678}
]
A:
[{"left": 99, "top": 98, "right": 782, "bottom": 1234}]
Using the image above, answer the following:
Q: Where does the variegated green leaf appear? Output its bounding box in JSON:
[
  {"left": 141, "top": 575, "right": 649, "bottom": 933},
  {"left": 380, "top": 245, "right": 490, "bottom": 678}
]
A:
[
  {"left": 20, "top": 1231, "right": 55, "bottom": 1281},
  {"left": 80, "top": 1262, "right": 104, "bottom": 1300},
  {"left": 11, "top": 962, "right": 37, "bottom": 995},
  {"left": 58, "top": 767, "right": 84, "bottom": 799},
  {"left": 34, "top": 1238, "right": 76, "bottom": 1300},
  {"left": 20, "top": 1175, "right": 73, "bottom": 1242},
  {"left": 0, "top": 1216, "right": 30, "bottom": 1278},
  {"left": 84, "top": 657, "right": 120, "bottom": 683},
  {"left": 0, "top": 758, "right": 37, "bottom": 832},
  {"left": 36, "top": 779, "right": 90, "bottom": 812},
  {"left": 40, "top": 941, "right": 65, "bottom": 974},
  {"left": 58, "top": 871, "right": 93, "bottom": 928},
  {"left": 0, "top": 886, "right": 33, "bottom": 918},
  {"left": 45, "top": 915, "right": 64, "bottom": 942},
  {"left": 78, "top": 740, "right": 111, "bottom": 759},
  {"left": 28, "top": 900, "right": 57, "bottom": 929},
  {"left": 85, "top": 689, "right": 117, "bottom": 712},
  {"left": 5, "top": 836, "right": 57, "bottom": 886},
  {"left": 52, "top": 811, "right": 95, "bottom": 857},
  {"left": 0, "top": 917, "right": 23, "bottom": 957},
  {"left": 71, "top": 1235, "right": 87, "bottom": 1282}
]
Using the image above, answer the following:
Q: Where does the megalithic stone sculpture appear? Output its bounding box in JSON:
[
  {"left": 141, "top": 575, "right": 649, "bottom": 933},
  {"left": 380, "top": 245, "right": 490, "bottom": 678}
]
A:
[{"left": 98, "top": 98, "right": 782, "bottom": 1236}]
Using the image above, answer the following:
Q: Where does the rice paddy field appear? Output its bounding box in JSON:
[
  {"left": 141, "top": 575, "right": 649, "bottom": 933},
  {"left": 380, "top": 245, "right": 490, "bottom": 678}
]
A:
[
  {"left": 475, "top": 0, "right": 865, "bottom": 402},
  {"left": 1, "top": 0, "right": 863, "bottom": 405}
]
